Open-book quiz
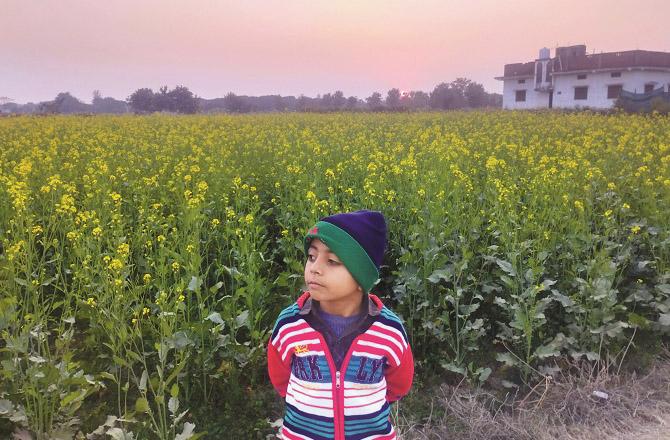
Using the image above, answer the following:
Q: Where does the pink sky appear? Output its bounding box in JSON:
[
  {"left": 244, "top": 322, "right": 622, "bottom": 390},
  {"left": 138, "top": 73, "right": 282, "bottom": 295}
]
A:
[{"left": 2, "top": 0, "right": 669, "bottom": 103}]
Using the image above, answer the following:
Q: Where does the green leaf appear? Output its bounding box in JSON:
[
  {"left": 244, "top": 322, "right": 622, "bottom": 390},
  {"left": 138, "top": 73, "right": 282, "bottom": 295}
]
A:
[
  {"left": 496, "top": 352, "right": 517, "bottom": 366},
  {"left": 534, "top": 344, "right": 560, "bottom": 359},
  {"left": 205, "top": 312, "right": 224, "bottom": 326},
  {"left": 13, "top": 278, "right": 28, "bottom": 287},
  {"left": 139, "top": 369, "right": 148, "bottom": 392},
  {"left": 170, "top": 383, "right": 179, "bottom": 398},
  {"left": 187, "top": 276, "right": 202, "bottom": 292},
  {"left": 427, "top": 267, "right": 454, "bottom": 284},
  {"left": 135, "top": 397, "right": 149, "bottom": 413},
  {"left": 495, "top": 259, "right": 516, "bottom": 276},
  {"left": 175, "top": 422, "right": 196, "bottom": 440},
  {"left": 60, "top": 389, "right": 86, "bottom": 408}
]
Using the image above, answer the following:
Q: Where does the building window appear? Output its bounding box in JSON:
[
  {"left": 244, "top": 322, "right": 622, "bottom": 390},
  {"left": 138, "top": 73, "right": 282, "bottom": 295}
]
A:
[
  {"left": 607, "top": 85, "right": 623, "bottom": 99},
  {"left": 515, "top": 90, "right": 526, "bottom": 102},
  {"left": 577, "top": 74, "right": 587, "bottom": 80},
  {"left": 644, "top": 83, "right": 655, "bottom": 93},
  {"left": 518, "top": 79, "right": 525, "bottom": 84},
  {"left": 574, "top": 86, "right": 588, "bottom": 100},
  {"left": 611, "top": 72, "right": 622, "bottom": 78}
]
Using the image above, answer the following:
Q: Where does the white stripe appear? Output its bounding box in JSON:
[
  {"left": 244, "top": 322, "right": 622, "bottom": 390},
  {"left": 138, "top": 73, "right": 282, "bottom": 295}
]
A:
[
  {"left": 289, "top": 378, "right": 333, "bottom": 398},
  {"left": 272, "top": 319, "right": 307, "bottom": 346},
  {"left": 371, "top": 322, "right": 408, "bottom": 349},
  {"left": 286, "top": 394, "right": 334, "bottom": 417},
  {"left": 281, "top": 338, "right": 320, "bottom": 361},
  {"left": 279, "top": 327, "right": 314, "bottom": 348},
  {"left": 345, "top": 387, "right": 387, "bottom": 406},
  {"left": 344, "top": 379, "right": 386, "bottom": 397},
  {"left": 358, "top": 340, "right": 400, "bottom": 365},
  {"left": 352, "top": 351, "right": 384, "bottom": 359},
  {"left": 367, "top": 329, "right": 404, "bottom": 352},
  {"left": 343, "top": 398, "right": 386, "bottom": 416}
]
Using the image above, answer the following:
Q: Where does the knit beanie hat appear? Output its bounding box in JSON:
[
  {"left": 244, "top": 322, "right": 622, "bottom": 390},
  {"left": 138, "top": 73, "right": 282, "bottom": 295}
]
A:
[{"left": 304, "top": 210, "right": 387, "bottom": 293}]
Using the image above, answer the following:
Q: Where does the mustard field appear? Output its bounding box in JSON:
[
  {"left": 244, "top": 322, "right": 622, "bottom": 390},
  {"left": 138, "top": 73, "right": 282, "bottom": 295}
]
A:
[{"left": 1, "top": 112, "right": 669, "bottom": 438}]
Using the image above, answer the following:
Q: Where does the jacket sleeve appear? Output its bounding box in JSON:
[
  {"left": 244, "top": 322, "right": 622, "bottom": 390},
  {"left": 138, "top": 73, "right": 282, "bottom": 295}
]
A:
[
  {"left": 385, "top": 342, "right": 414, "bottom": 402},
  {"left": 267, "top": 335, "right": 292, "bottom": 397}
]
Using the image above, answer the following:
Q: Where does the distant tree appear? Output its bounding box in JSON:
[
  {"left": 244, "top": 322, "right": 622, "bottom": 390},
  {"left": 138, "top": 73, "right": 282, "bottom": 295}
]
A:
[
  {"left": 385, "top": 88, "right": 401, "bottom": 109},
  {"left": 464, "top": 82, "right": 488, "bottom": 108},
  {"left": 154, "top": 86, "right": 173, "bottom": 112},
  {"left": 169, "top": 85, "right": 198, "bottom": 114},
  {"left": 430, "top": 82, "right": 466, "bottom": 110},
  {"left": 92, "top": 90, "right": 128, "bottom": 114},
  {"left": 127, "top": 88, "right": 155, "bottom": 113},
  {"left": 346, "top": 96, "right": 359, "bottom": 110},
  {"left": 332, "top": 91, "right": 347, "bottom": 110},
  {"left": 408, "top": 91, "right": 430, "bottom": 109},
  {"left": 40, "top": 92, "right": 90, "bottom": 114},
  {"left": 224, "top": 92, "right": 250, "bottom": 113},
  {"left": 296, "top": 95, "right": 310, "bottom": 112},
  {"left": 366, "top": 92, "right": 383, "bottom": 110}
]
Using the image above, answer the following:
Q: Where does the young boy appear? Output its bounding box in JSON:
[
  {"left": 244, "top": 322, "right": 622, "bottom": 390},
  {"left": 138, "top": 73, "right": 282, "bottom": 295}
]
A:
[{"left": 267, "top": 210, "right": 414, "bottom": 440}]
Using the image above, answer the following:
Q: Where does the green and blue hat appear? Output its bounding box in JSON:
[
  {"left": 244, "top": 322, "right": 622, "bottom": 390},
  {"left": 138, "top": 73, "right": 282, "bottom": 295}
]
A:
[{"left": 304, "top": 210, "right": 387, "bottom": 293}]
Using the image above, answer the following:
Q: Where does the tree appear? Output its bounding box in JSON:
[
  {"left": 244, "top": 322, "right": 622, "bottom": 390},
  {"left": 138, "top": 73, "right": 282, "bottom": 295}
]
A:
[
  {"left": 169, "top": 85, "right": 198, "bottom": 114},
  {"left": 346, "top": 96, "right": 359, "bottom": 110},
  {"left": 366, "top": 92, "right": 383, "bottom": 110},
  {"left": 430, "top": 83, "right": 466, "bottom": 110},
  {"left": 224, "top": 92, "right": 250, "bottom": 113},
  {"left": 385, "top": 88, "right": 401, "bottom": 109},
  {"left": 332, "top": 91, "right": 347, "bottom": 110},
  {"left": 127, "top": 88, "right": 155, "bottom": 113},
  {"left": 464, "top": 82, "right": 488, "bottom": 108},
  {"left": 408, "top": 91, "right": 430, "bottom": 109}
]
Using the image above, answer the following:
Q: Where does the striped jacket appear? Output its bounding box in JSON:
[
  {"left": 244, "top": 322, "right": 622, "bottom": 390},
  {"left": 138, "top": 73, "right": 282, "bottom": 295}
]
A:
[{"left": 267, "top": 291, "right": 414, "bottom": 440}]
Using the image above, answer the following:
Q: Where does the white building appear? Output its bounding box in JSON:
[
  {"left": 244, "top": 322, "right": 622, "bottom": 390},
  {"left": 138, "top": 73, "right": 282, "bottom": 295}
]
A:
[{"left": 496, "top": 45, "right": 670, "bottom": 109}]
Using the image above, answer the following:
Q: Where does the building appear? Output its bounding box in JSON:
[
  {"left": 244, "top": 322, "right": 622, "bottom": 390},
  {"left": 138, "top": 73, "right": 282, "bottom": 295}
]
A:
[{"left": 496, "top": 45, "right": 670, "bottom": 109}]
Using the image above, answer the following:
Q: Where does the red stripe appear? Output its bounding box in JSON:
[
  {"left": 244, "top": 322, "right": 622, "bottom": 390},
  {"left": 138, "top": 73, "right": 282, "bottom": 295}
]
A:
[
  {"left": 344, "top": 395, "right": 386, "bottom": 409},
  {"left": 290, "top": 385, "right": 332, "bottom": 401},
  {"left": 358, "top": 335, "right": 402, "bottom": 362},
  {"left": 280, "top": 426, "right": 305, "bottom": 440},
  {"left": 275, "top": 321, "right": 311, "bottom": 345},
  {"left": 351, "top": 344, "right": 394, "bottom": 363},
  {"left": 344, "top": 385, "right": 386, "bottom": 398},
  {"left": 369, "top": 323, "right": 407, "bottom": 347},
  {"left": 286, "top": 391, "right": 333, "bottom": 410}
]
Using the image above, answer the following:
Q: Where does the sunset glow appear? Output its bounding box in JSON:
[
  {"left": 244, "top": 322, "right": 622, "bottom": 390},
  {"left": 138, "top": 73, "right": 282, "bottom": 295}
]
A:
[{"left": 2, "top": 0, "right": 669, "bottom": 103}]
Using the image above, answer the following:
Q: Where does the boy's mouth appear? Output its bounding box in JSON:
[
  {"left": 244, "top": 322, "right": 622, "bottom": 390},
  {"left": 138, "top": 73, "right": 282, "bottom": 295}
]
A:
[{"left": 308, "top": 281, "right": 325, "bottom": 288}]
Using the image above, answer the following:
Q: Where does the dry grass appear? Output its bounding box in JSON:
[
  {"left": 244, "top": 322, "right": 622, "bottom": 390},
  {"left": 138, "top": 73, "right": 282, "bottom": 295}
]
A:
[{"left": 396, "top": 351, "right": 670, "bottom": 440}]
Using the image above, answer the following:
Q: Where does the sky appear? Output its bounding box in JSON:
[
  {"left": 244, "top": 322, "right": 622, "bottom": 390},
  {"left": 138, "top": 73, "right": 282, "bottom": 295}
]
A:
[{"left": 2, "top": 0, "right": 670, "bottom": 104}]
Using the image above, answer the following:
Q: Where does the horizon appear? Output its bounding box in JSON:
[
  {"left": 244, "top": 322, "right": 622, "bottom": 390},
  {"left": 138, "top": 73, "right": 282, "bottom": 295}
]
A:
[{"left": 3, "top": 0, "right": 669, "bottom": 104}]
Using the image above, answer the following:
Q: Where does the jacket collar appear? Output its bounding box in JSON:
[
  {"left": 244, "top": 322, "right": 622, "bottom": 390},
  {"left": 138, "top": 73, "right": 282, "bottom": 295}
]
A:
[{"left": 296, "top": 291, "right": 382, "bottom": 317}]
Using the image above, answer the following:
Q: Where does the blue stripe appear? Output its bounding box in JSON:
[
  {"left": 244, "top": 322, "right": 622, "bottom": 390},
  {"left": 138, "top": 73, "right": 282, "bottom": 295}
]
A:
[
  {"left": 285, "top": 402, "right": 334, "bottom": 424},
  {"left": 282, "top": 418, "right": 333, "bottom": 440},
  {"left": 344, "top": 407, "right": 389, "bottom": 427},
  {"left": 346, "top": 417, "right": 391, "bottom": 436},
  {"left": 343, "top": 401, "right": 390, "bottom": 421},
  {"left": 285, "top": 407, "right": 334, "bottom": 433},
  {"left": 284, "top": 412, "right": 334, "bottom": 437}
]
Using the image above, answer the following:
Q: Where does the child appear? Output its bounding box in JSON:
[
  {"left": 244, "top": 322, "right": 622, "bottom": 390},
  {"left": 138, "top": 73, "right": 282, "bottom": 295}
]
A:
[{"left": 267, "top": 210, "right": 414, "bottom": 440}]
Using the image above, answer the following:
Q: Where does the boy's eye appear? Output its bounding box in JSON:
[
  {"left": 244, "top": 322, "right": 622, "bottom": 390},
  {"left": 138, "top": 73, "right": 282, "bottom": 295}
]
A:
[
  {"left": 307, "top": 254, "right": 316, "bottom": 262},
  {"left": 328, "top": 259, "right": 340, "bottom": 265}
]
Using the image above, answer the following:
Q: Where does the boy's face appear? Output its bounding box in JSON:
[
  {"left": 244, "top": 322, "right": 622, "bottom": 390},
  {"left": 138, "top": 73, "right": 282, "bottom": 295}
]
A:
[{"left": 304, "top": 238, "right": 363, "bottom": 310}]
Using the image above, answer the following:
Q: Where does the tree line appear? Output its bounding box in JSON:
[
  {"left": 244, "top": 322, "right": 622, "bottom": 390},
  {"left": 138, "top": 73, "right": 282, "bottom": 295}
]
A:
[{"left": 1, "top": 78, "right": 501, "bottom": 115}]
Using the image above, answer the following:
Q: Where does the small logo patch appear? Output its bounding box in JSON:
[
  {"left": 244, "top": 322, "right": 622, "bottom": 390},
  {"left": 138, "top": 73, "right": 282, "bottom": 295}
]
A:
[
  {"left": 294, "top": 344, "right": 310, "bottom": 354},
  {"left": 308, "top": 226, "right": 318, "bottom": 235}
]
